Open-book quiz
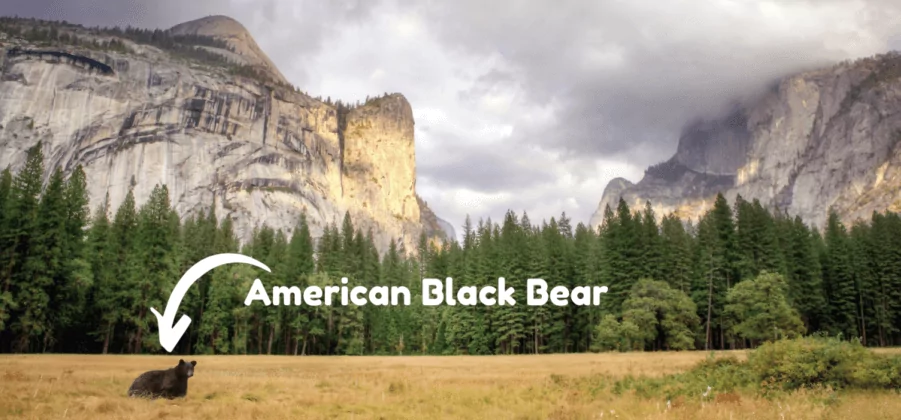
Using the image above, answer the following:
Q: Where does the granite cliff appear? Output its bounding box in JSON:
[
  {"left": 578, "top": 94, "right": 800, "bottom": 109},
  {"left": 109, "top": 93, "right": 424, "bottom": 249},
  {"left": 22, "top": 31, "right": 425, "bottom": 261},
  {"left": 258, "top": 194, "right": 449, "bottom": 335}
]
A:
[
  {"left": 0, "top": 16, "right": 447, "bottom": 253},
  {"left": 591, "top": 51, "right": 901, "bottom": 230}
]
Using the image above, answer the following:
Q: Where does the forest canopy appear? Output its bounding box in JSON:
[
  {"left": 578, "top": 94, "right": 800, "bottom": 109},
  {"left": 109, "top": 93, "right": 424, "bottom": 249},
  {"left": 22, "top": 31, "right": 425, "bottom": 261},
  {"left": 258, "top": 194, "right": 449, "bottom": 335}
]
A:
[{"left": 0, "top": 141, "right": 899, "bottom": 356}]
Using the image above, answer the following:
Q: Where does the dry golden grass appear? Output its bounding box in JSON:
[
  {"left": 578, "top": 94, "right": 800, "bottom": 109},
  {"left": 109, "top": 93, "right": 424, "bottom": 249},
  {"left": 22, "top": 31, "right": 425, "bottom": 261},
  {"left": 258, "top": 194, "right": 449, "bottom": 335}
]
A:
[{"left": 1, "top": 349, "right": 899, "bottom": 420}]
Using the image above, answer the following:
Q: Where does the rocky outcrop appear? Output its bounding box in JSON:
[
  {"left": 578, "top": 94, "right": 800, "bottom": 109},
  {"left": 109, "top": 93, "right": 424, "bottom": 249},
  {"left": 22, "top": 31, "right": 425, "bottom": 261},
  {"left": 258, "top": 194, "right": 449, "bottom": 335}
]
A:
[
  {"left": 418, "top": 195, "right": 456, "bottom": 242},
  {"left": 591, "top": 51, "right": 901, "bottom": 230},
  {"left": 0, "top": 17, "right": 441, "bottom": 254}
]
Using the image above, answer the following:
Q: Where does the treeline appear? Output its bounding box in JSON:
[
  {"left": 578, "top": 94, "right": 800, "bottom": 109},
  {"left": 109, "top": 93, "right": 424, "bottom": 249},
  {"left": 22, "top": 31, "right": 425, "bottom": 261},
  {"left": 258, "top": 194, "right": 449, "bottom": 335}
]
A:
[
  {"left": 2, "top": 141, "right": 901, "bottom": 355},
  {"left": 0, "top": 19, "right": 129, "bottom": 53},
  {"left": 316, "top": 92, "right": 396, "bottom": 110},
  {"left": 97, "top": 25, "right": 242, "bottom": 71},
  {"left": 0, "top": 17, "right": 234, "bottom": 69},
  {"left": 103, "top": 26, "right": 233, "bottom": 52},
  {"left": 0, "top": 17, "right": 231, "bottom": 54}
]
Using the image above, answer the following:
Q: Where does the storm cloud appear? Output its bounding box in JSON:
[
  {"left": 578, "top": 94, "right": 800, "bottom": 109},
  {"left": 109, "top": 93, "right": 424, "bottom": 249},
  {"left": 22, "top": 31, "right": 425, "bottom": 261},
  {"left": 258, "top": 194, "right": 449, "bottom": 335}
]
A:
[{"left": 5, "top": 0, "right": 901, "bottom": 236}]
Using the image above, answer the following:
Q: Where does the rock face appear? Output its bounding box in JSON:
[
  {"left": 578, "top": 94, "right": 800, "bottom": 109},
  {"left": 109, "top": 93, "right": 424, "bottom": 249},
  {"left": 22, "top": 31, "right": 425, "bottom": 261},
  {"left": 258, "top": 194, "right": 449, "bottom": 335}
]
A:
[
  {"left": 0, "top": 17, "right": 445, "bottom": 253},
  {"left": 417, "top": 195, "right": 456, "bottom": 242},
  {"left": 591, "top": 51, "right": 901, "bottom": 230},
  {"left": 342, "top": 95, "right": 420, "bottom": 231}
]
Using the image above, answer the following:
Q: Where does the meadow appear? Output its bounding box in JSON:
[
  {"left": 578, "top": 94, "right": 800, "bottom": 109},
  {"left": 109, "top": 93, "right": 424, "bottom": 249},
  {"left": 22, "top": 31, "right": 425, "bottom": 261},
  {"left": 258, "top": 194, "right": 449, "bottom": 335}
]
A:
[{"left": 1, "top": 349, "right": 900, "bottom": 420}]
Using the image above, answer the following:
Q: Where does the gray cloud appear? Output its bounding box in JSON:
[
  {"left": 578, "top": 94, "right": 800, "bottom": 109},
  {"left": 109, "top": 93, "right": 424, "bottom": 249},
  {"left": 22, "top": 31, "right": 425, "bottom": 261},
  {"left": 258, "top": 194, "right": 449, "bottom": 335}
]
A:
[
  {"left": 408, "top": 0, "right": 901, "bottom": 163},
  {"left": 4, "top": 0, "right": 901, "bottom": 234},
  {"left": 6, "top": 0, "right": 213, "bottom": 28},
  {"left": 418, "top": 143, "right": 555, "bottom": 193}
]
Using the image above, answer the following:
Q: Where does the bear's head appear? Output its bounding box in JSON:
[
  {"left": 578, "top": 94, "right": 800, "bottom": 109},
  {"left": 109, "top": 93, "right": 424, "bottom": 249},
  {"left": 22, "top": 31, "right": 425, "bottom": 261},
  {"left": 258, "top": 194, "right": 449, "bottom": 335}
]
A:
[{"left": 176, "top": 359, "right": 197, "bottom": 378}]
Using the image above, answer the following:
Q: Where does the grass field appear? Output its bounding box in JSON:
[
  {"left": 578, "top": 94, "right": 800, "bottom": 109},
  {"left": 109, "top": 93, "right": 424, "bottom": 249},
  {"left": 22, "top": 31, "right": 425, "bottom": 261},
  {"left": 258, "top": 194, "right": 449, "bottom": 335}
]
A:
[{"left": 2, "top": 350, "right": 900, "bottom": 419}]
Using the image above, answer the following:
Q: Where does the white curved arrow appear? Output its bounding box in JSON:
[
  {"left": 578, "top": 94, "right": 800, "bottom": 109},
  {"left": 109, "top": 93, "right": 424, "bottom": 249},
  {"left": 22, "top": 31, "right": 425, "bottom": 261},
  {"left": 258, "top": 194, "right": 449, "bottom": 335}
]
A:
[{"left": 151, "top": 253, "right": 271, "bottom": 352}]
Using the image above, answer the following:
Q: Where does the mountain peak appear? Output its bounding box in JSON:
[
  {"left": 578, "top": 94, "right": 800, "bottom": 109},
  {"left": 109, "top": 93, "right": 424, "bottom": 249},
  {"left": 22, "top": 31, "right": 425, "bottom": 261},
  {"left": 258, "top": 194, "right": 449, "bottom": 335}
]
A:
[
  {"left": 170, "top": 15, "right": 247, "bottom": 33},
  {"left": 169, "top": 15, "right": 288, "bottom": 86}
]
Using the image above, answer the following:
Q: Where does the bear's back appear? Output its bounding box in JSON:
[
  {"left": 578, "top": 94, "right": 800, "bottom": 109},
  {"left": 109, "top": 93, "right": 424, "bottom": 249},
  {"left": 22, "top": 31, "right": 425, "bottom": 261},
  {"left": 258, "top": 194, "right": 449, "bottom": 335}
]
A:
[
  {"left": 127, "top": 369, "right": 167, "bottom": 397},
  {"left": 128, "top": 367, "right": 189, "bottom": 399}
]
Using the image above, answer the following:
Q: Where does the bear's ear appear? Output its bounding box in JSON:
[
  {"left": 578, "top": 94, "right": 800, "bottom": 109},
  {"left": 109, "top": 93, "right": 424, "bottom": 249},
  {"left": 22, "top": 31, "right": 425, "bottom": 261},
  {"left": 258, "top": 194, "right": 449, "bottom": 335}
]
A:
[
  {"left": 178, "top": 359, "right": 185, "bottom": 366},
  {"left": 190, "top": 360, "right": 197, "bottom": 366}
]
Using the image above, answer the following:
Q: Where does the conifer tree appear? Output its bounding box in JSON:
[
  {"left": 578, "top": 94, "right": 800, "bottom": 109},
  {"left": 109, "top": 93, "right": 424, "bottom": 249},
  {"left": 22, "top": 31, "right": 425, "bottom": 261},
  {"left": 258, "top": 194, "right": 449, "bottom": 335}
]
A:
[
  {"left": 868, "top": 211, "right": 901, "bottom": 346},
  {"left": 660, "top": 214, "right": 693, "bottom": 293},
  {"left": 20, "top": 167, "right": 66, "bottom": 352},
  {"left": 849, "top": 221, "right": 878, "bottom": 345},
  {"left": 821, "top": 210, "right": 859, "bottom": 339},
  {"left": 127, "top": 184, "right": 178, "bottom": 353},
  {"left": 4, "top": 143, "right": 44, "bottom": 350},
  {"left": 639, "top": 201, "right": 663, "bottom": 280},
  {"left": 493, "top": 210, "right": 527, "bottom": 354},
  {"left": 602, "top": 199, "right": 642, "bottom": 316},
  {"left": 87, "top": 195, "right": 119, "bottom": 353},
  {"left": 0, "top": 167, "right": 14, "bottom": 334},
  {"left": 111, "top": 189, "right": 138, "bottom": 353},
  {"left": 572, "top": 222, "right": 599, "bottom": 351},
  {"left": 58, "top": 166, "right": 93, "bottom": 350},
  {"left": 781, "top": 215, "right": 827, "bottom": 332}
]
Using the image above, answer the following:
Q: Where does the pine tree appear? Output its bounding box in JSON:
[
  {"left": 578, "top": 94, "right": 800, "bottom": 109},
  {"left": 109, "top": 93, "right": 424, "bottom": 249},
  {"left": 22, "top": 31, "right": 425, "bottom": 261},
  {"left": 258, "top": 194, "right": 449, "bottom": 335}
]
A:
[
  {"left": 638, "top": 201, "right": 663, "bottom": 280},
  {"left": 111, "top": 188, "right": 138, "bottom": 353},
  {"left": 821, "top": 210, "right": 859, "bottom": 339},
  {"left": 524, "top": 216, "right": 550, "bottom": 353},
  {"left": 88, "top": 195, "right": 119, "bottom": 353},
  {"left": 283, "top": 213, "right": 315, "bottom": 354},
  {"left": 849, "top": 221, "right": 878, "bottom": 345},
  {"left": 3, "top": 143, "right": 44, "bottom": 350},
  {"left": 493, "top": 210, "right": 526, "bottom": 354},
  {"left": 601, "top": 199, "right": 642, "bottom": 317},
  {"left": 781, "top": 215, "right": 827, "bottom": 332},
  {"left": 869, "top": 211, "right": 901, "bottom": 346},
  {"left": 693, "top": 193, "right": 738, "bottom": 350},
  {"left": 18, "top": 166, "right": 66, "bottom": 352},
  {"left": 56, "top": 165, "right": 93, "bottom": 351},
  {"left": 571, "top": 222, "right": 598, "bottom": 351},
  {"left": 660, "top": 214, "right": 693, "bottom": 293},
  {"left": 129, "top": 184, "right": 178, "bottom": 353},
  {"left": 0, "top": 166, "right": 14, "bottom": 333}
]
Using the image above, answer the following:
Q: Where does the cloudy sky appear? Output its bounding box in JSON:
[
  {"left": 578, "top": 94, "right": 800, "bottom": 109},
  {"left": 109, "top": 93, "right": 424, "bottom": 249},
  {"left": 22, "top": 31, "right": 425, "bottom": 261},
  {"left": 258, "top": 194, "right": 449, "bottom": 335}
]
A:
[{"left": 7, "top": 0, "right": 901, "bottom": 236}]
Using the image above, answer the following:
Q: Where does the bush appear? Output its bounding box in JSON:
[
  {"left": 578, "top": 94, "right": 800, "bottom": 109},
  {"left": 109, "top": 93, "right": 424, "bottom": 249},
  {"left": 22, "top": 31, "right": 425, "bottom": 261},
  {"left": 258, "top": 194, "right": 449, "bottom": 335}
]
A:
[
  {"left": 849, "top": 352, "right": 901, "bottom": 389},
  {"left": 613, "top": 336, "right": 901, "bottom": 400},
  {"left": 614, "top": 354, "right": 754, "bottom": 399},
  {"left": 748, "top": 335, "right": 899, "bottom": 393}
]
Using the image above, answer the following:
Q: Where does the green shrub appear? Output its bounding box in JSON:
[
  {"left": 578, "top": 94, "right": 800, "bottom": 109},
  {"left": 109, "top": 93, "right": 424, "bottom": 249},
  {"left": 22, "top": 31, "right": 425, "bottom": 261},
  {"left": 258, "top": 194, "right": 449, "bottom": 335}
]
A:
[
  {"left": 611, "top": 336, "right": 900, "bottom": 400},
  {"left": 613, "top": 354, "right": 754, "bottom": 399},
  {"left": 849, "top": 353, "right": 901, "bottom": 389},
  {"left": 748, "top": 335, "right": 885, "bottom": 392}
]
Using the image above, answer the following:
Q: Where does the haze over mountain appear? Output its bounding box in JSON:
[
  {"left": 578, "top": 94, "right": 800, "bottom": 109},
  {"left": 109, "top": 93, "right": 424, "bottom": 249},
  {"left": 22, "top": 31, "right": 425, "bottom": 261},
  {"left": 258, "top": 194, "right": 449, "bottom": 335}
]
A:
[
  {"left": 4, "top": 0, "right": 901, "bottom": 236},
  {"left": 590, "top": 53, "right": 901, "bottom": 231}
]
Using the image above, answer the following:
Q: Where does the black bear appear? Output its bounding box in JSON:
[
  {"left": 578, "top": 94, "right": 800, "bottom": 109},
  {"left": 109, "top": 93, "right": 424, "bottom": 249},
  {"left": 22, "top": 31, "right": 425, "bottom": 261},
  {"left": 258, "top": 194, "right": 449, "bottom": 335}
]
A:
[{"left": 127, "top": 359, "right": 197, "bottom": 399}]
